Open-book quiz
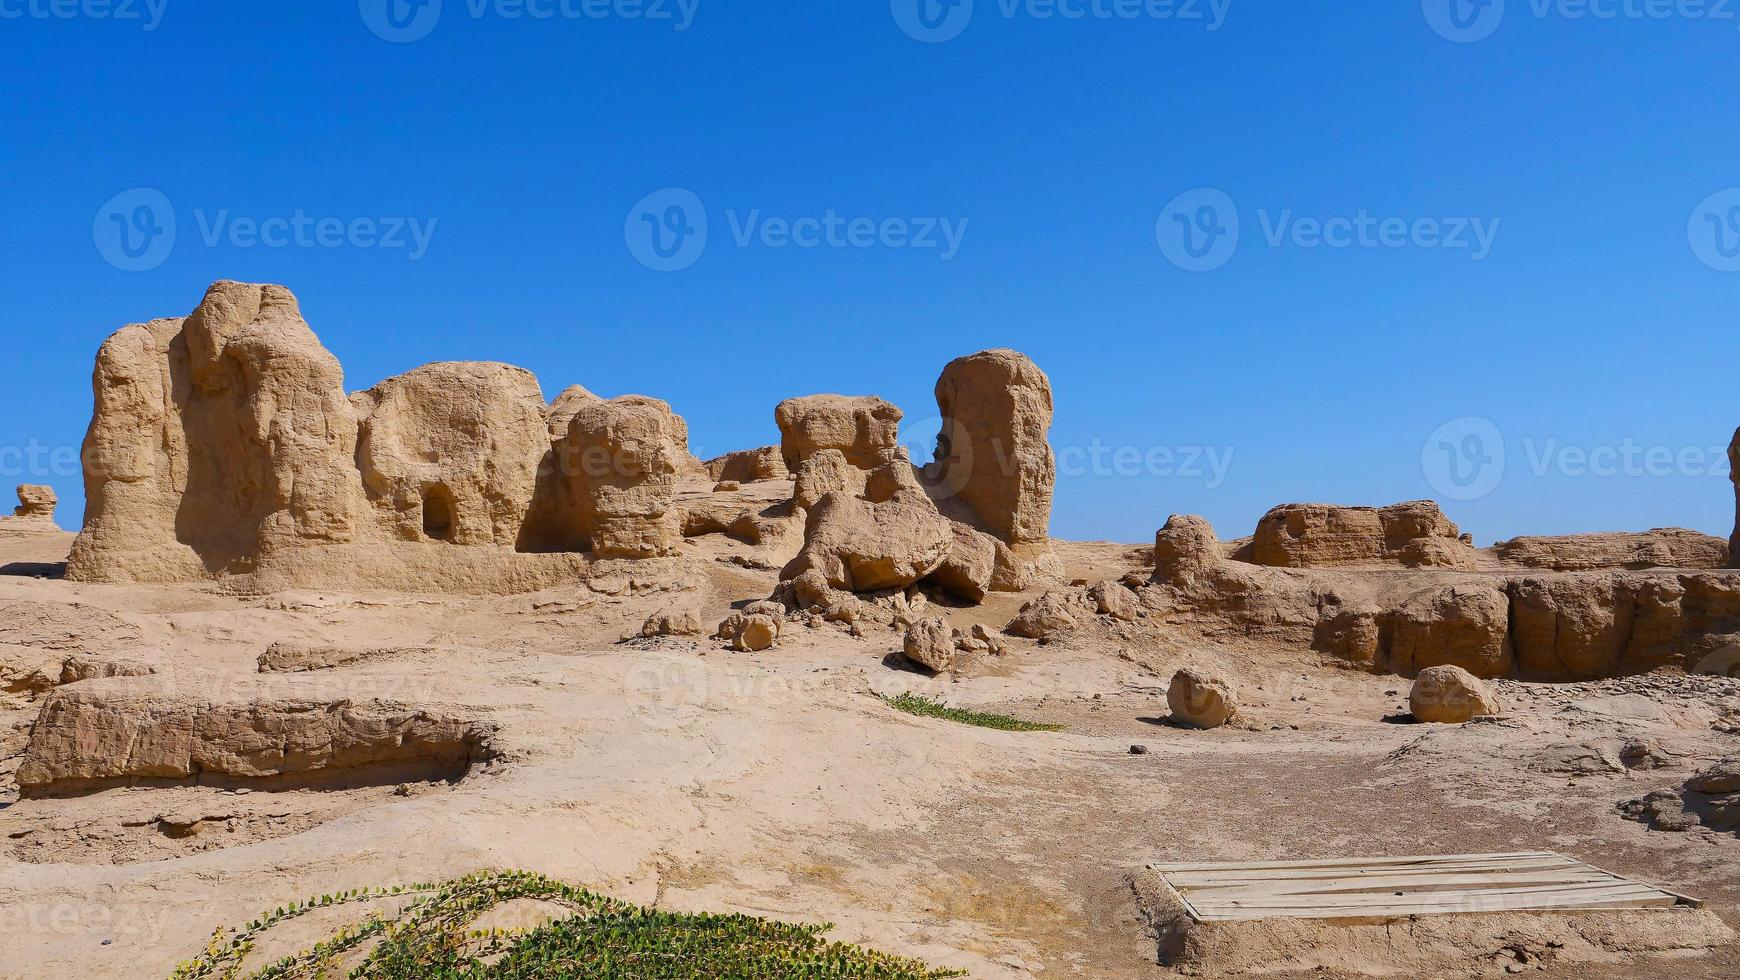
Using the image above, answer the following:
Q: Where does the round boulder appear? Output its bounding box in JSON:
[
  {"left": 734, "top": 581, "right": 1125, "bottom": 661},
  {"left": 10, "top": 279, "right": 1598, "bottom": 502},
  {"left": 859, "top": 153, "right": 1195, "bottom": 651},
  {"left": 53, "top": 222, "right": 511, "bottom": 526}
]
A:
[
  {"left": 1409, "top": 665, "right": 1502, "bottom": 723},
  {"left": 1168, "top": 667, "right": 1238, "bottom": 729}
]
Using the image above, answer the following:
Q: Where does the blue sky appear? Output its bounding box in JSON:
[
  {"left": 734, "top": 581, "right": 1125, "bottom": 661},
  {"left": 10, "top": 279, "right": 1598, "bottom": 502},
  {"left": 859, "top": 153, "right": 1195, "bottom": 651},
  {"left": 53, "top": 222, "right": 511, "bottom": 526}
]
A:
[{"left": 3, "top": 0, "right": 1738, "bottom": 545}]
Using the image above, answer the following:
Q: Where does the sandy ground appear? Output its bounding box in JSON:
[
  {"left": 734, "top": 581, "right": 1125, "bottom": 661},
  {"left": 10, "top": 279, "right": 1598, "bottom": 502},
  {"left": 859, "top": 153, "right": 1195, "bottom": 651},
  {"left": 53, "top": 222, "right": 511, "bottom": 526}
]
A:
[{"left": 0, "top": 526, "right": 1737, "bottom": 979}]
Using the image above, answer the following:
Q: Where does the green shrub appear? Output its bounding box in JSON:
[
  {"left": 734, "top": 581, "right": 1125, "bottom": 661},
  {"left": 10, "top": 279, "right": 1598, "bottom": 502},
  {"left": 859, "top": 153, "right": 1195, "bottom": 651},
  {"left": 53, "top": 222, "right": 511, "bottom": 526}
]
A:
[
  {"left": 170, "top": 870, "right": 963, "bottom": 979},
  {"left": 879, "top": 693, "right": 1063, "bottom": 732}
]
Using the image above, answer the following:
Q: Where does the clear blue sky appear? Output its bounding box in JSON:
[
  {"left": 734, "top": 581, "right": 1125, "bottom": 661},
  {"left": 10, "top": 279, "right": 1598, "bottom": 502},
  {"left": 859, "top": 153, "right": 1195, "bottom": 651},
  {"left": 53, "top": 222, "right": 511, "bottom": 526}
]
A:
[{"left": 4, "top": 0, "right": 1738, "bottom": 545}]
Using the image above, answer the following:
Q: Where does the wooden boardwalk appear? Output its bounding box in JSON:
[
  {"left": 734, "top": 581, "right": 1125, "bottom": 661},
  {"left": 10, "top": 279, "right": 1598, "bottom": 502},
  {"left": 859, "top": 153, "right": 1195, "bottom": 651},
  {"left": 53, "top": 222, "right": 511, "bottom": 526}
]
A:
[{"left": 1149, "top": 851, "right": 1700, "bottom": 922}]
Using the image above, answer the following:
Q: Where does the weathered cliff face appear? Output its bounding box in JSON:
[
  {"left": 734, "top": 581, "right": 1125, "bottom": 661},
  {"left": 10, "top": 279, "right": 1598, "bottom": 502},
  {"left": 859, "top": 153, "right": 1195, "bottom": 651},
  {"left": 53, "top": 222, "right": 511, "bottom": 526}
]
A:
[
  {"left": 66, "top": 288, "right": 1059, "bottom": 601},
  {"left": 1250, "top": 501, "right": 1474, "bottom": 569},
  {"left": 930, "top": 349, "right": 1056, "bottom": 548},
  {"left": 69, "top": 283, "right": 367, "bottom": 583},
  {"left": 1150, "top": 512, "right": 1740, "bottom": 682}
]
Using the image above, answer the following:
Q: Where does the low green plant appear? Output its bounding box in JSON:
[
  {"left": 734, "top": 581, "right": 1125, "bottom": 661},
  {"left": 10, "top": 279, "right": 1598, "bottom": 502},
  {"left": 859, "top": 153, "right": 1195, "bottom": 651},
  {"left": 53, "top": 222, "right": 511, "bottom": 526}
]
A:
[
  {"left": 879, "top": 692, "right": 1063, "bottom": 733},
  {"left": 168, "top": 870, "right": 963, "bottom": 979}
]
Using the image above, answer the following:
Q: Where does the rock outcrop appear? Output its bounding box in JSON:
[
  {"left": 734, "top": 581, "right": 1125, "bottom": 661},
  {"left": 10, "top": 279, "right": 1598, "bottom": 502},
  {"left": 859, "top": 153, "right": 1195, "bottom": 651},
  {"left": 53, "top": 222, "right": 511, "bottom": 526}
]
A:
[
  {"left": 558, "top": 396, "right": 685, "bottom": 558},
  {"left": 1387, "top": 585, "right": 1514, "bottom": 676},
  {"left": 706, "top": 446, "right": 787, "bottom": 484},
  {"left": 930, "top": 349, "right": 1055, "bottom": 547},
  {"left": 2, "top": 485, "right": 59, "bottom": 530},
  {"left": 353, "top": 362, "right": 549, "bottom": 547},
  {"left": 782, "top": 492, "right": 953, "bottom": 594},
  {"left": 775, "top": 395, "right": 902, "bottom": 473},
  {"left": 1251, "top": 501, "right": 1472, "bottom": 569},
  {"left": 1494, "top": 529, "right": 1728, "bottom": 571},
  {"left": 17, "top": 679, "right": 497, "bottom": 797},
  {"left": 63, "top": 282, "right": 700, "bottom": 592},
  {"left": 1408, "top": 665, "right": 1502, "bottom": 723}
]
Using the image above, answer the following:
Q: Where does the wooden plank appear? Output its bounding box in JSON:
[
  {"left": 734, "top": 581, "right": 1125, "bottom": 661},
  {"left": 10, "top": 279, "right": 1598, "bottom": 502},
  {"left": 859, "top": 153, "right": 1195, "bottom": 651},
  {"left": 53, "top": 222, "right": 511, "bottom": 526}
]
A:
[
  {"left": 1187, "top": 870, "right": 1619, "bottom": 900},
  {"left": 1163, "top": 858, "right": 1582, "bottom": 886},
  {"left": 1148, "top": 851, "right": 1554, "bottom": 874},
  {"left": 1197, "top": 891, "right": 1679, "bottom": 921},
  {"left": 1190, "top": 883, "right": 1674, "bottom": 915}
]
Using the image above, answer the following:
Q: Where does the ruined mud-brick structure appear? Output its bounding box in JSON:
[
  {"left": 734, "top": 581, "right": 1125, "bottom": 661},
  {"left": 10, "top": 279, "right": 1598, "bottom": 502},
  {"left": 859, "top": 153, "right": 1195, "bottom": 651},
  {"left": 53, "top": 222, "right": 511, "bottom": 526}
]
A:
[{"left": 67, "top": 281, "right": 1057, "bottom": 597}]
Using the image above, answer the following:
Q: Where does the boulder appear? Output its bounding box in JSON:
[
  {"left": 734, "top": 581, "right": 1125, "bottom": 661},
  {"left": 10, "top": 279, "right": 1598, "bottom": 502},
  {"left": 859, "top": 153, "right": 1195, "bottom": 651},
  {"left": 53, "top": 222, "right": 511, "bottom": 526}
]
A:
[
  {"left": 716, "top": 612, "right": 779, "bottom": 652},
  {"left": 1688, "top": 756, "right": 1740, "bottom": 795},
  {"left": 1167, "top": 667, "right": 1238, "bottom": 729},
  {"left": 705, "top": 446, "right": 788, "bottom": 484},
  {"left": 781, "top": 491, "right": 952, "bottom": 593},
  {"left": 353, "top": 362, "right": 549, "bottom": 546},
  {"left": 1387, "top": 586, "right": 1513, "bottom": 677},
  {"left": 903, "top": 616, "right": 955, "bottom": 673},
  {"left": 1409, "top": 665, "right": 1502, "bottom": 723},
  {"left": 1494, "top": 529, "right": 1728, "bottom": 571},
  {"left": 775, "top": 395, "right": 902, "bottom": 472},
  {"left": 559, "top": 396, "right": 685, "bottom": 558},
  {"left": 1251, "top": 501, "right": 1471, "bottom": 568},
  {"left": 1007, "top": 589, "right": 1086, "bottom": 640},
  {"left": 930, "top": 349, "right": 1055, "bottom": 546},
  {"left": 927, "top": 524, "right": 1000, "bottom": 603},
  {"left": 1089, "top": 581, "right": 1139, "bottom": 622},
  {"left": 641, "top": 606, "right": 704, "bottom": 638}
]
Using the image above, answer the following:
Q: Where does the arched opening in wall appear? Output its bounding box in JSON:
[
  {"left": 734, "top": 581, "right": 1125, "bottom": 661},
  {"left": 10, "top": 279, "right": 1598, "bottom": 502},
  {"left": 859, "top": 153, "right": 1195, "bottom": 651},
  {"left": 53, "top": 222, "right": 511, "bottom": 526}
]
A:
[{"left": 422, "top": 485, "right": 456, "bottom": 542}]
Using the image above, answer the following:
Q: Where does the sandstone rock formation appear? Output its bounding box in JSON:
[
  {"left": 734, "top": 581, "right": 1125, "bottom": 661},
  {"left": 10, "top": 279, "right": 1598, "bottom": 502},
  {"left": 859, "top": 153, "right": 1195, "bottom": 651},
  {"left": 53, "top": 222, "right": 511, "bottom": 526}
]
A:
[
  {"left": 1167, "top": 667, "right": 1238, "bottom": 729},
  {"left": 353, "top": 362, "right": 548, "bottom": 547},
  {"left": 17, "top": 678, "right": 497, "bottom": 797},
  {"left": 1387, "top": 585, "right": 1514, "bottom": 676},
  {"left": 1620, "top": 755, "right": 1740, "bottom": 835},
  {"left": 64, "top": 281, "right": 704, "bottom": 592},
  {"left": 930, "top": 349, "right": 1055, "bottom": 547},
  {"left": 1731, "top": 426, "right": 1740, "bottom": 567},
  {"left": 1408, "top": 665, "right": 1502, "bottom": 723},
  {"left": 1, "top": 485, "right": 59, "bottom": 530},
  {"left": 641, "top": 606, "right": 704, "bottom": 638},
  {"left": 775, "top": 395, "right": 902, "bottom": 473},
  {"left": 1494, "top": 529, "right": 1728, "bottom": 571},
  {"left": 1251, "top": 501, "right": 1472, "bottom": 569},
  {"left": 706, "top": 446, "right": 787, "bottom": 484},
  {"left": 558, "top": 397, "right": 685, "bottom": 558},
  {"left": 1152, "top": 512, "right": 1740, "bottom": 682},
  {"left": 782, "top": 492, "right": 954, "bottom": 594}
]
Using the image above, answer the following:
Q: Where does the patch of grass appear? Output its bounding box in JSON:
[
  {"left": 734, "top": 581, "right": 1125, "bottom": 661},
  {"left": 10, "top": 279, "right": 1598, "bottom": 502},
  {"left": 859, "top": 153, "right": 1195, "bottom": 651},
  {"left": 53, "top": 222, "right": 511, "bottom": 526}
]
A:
[
  {"left": 879, "top": 692, "right": 1064, "bottom": 733},
  {"left": 168, "top": 869, "right": 963, "bottom": 979}
]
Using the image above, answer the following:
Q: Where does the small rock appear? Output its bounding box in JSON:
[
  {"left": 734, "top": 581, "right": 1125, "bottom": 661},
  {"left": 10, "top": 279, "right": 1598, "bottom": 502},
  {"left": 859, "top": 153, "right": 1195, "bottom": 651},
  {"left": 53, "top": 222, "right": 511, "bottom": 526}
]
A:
[
  {"left": 1167, "top": 667, "right": 1238, "bottom": 729},
  {"left": 1129, "top": 744, "right": 1149, "bottom": 755}
]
